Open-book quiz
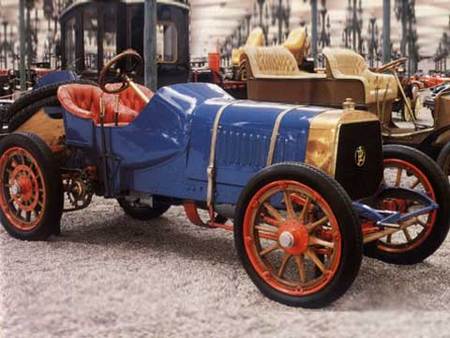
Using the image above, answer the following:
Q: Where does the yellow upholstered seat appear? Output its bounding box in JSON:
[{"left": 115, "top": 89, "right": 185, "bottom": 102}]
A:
[
  {"left": 282, "top": 27, "right": 310, "bottom": 64},
  {"left": 231, "top": 28, "right": 265, "bottom": 66},
  {"left": 323, "top": 47, "right": 398, "bottom": 104},
  {"left": 242, "top": 46, "right": 325, "bottom": 78}
]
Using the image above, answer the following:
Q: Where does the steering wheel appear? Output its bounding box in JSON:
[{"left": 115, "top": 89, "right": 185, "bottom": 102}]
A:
[
  {"left": 376, "top": 57, "right": 407, "bottom": 73},
  {"left": 99, "top": 49, "right": 143, "bottom": 94}
]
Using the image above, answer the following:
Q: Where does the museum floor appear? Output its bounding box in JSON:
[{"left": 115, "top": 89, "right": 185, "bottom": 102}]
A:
[{"left": 1, "top": 194, "right": 449, "bottom": 337}]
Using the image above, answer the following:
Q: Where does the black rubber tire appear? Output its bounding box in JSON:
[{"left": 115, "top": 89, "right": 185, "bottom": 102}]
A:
[
  {"left": 234, "top": 162, "right": 363, "bottom": 308},
  {"left": 2, "top": 79, "right": 97, "bottom": 130},
  {"left": 437, "top": 141, "right": 450, "bottom": 176},
  {"left": 365, "top": 145, "right": 450, "bottom": 265},
  {"left": 117, "top": 198, "right": 171, "bottom": 220},
  {"left": 0, "top": 132, "right": 64, "bottom": 240}
]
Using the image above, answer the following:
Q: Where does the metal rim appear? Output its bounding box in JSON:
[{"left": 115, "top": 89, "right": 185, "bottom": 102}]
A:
[
  {"left": 378, "top": 158, "right": 437, "bottom": 253},
  {"left": 0, "top": 147, "right": 47, "bottom": 231},
  {"left": 243, "top": 180, "right": 342, "bottom": 296}
]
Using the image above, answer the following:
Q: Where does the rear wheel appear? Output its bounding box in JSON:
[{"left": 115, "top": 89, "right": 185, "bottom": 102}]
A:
[
  {"left": 0, "top": 132, "right": 63, "bottom": 240},
  {"left": 118, "top": 198, "right": 170, "bottom": 220},
  {"left": 437, "top": 141, "right": 450, "bottom": 177},
  {"left": 365, "top": 145, "right": 450, "bottom": 264},
  {"left": 234, "top": 163, "right": 362, "bottom": 308},
  {"left": 3, "top": 79, "right": 97, "bottom": 131}
]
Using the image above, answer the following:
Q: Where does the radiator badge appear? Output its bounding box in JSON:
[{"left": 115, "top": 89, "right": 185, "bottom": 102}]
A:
[{"left": 355, "top": 146, "right": 366, "bottom": 167}]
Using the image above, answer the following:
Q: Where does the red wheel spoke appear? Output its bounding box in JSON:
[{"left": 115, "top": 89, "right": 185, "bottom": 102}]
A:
[
  {"left": 261, "top": 215, "right": 282, "bottom": 227},
  {"left": 258, "top": 231, "right": 278, "bottom": 241}
]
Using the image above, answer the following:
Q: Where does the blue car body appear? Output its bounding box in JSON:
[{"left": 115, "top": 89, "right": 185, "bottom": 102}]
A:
[{"left": 63, "top": 82, "right": 329, "bottom": 205}]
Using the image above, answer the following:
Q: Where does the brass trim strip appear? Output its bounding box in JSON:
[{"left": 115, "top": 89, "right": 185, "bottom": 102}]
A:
[
  {"left": 266, "top": 106, "right": 305, "bottom": 166},
  {"left": 207, "top": 101, "right": 238, "bottom": 208}
]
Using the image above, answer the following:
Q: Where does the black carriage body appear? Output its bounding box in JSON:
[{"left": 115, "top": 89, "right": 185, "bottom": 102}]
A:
[{"left": 60, "top": 0, "right": 190, "bottom": 87}]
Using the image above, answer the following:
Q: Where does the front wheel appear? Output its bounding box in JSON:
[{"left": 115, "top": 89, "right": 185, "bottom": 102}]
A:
[
  {"left": 365, "top": 145, "right": 450, "bottom": 264},
  {"left": 234, "top": 163, "right": 362, "bottom": 308},
  {"left": 0, "top": 132, "right": 63, "bottom": 240}
]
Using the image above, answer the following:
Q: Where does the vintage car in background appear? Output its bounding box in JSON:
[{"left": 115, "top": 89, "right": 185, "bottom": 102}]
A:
[
  {"left": 239, "top": 44, "right": 450, "bottom": 178},
  {"left": 60, "top": 0, "right": 190, "bottom": 88},
  {"left": 0, "top": 50, "right": 449, "bottom": 308},
  {"left": 191, "top": 27, "right": 312, "bottom": 99},
  {"left": 424, "top": 83, "right": 450, "bottom": 113}
]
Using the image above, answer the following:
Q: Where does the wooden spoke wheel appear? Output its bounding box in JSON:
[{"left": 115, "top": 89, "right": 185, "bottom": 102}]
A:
[
  {"left": 0, "top": 132, "right": 63, "bottom": 240},
  {"left": 0, "top": 147, "right": 46, "bottom": 230},
  {"left": 365, "top": 145, "right": 450, "bottom": 264},
  {"left": 235, "top": 163, "right": 362, "bottom": 308}
]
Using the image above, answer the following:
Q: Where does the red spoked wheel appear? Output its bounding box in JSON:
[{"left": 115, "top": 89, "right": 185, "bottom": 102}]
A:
[
  {"left": 0, "top": 147, "right": 46, "bottom": 231},
  {"left": 365, "top": 145, "right": 450, "bottom": 265},
  {"left": 235, "top": 163, "right": 362, "bottom": 308},
  {"left": 0, "top": 132, "right": 63, "bottom": 240},
  {"left": 243, "top": 180, "right": 342, "bottom": 297}
]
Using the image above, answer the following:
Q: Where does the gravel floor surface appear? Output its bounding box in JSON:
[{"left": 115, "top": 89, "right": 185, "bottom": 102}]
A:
[{"left": 1, "top": 198, "right": 450, "bottom": 338}]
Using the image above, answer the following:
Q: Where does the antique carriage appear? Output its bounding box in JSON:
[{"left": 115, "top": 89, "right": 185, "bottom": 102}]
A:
[
  {"left": 60, "top": 0, "right": 190, "bottom": 87},
  {"left": 0, "top": 51, "right": 449, "bottom": 308}
]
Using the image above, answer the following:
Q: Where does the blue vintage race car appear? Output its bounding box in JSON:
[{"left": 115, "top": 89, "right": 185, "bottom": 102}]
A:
[{"left": 0, "top": 51, "right": 449, "bottom": 308}]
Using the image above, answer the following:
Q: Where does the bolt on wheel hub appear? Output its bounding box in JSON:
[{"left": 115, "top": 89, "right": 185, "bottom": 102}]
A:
[
  {"left": 278, "top": 220, "right": 309, "bottom": 255},
  {"left": 279, "top": 231, "right": 295, "bottom": 248}
]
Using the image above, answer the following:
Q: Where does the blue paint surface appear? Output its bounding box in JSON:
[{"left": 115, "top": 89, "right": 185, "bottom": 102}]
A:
[{"left": 62, "top": 82, "right": 329, "bottom": 204}]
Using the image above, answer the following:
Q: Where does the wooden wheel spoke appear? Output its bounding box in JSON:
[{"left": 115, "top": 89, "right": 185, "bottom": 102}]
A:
[
  {"left": 278, "top": 253, "right": 291, "bottom": 277},
  {"left": 263, "top": 203, "right": 284, "bottom": 222},
  {"left": 283, "top": 191, "right": 296, "bottom": 219},
  {"left": 395, "top": 168, "right": 403, "bottom": 187},
  {"left": 305, "top": 249, "right": 326, "bottom": 273},
  {"left": 298, "top": 197, "right": 311, "bottom": 223},
  {"left": 259, "top": 243, "right": 280, "bottom": 256},
  {"left": 305, "top": 216, "right": 328, "bottom": 233},
  {"left": 386, "top": 234, "right": 392, "bottom": 244},
  {"left": 309, "top": 236, "right": 334, "bottom": 249},
  {"left": 294, "top": 255, "right": 306, "bottom": 283},
  {"left": 255, "top": 225, "right": 277, "bottom": 234},
  {"left": 410, "top": 178, "right": 420, "bottom": 189},
  {"left": 403, "top": 228, "right": 413, "bottom": 242}
]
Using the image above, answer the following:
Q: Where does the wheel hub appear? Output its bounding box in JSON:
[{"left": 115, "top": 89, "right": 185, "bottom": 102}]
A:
[{"left": 278, "top": 220, "right": 309, "bottom": 255}]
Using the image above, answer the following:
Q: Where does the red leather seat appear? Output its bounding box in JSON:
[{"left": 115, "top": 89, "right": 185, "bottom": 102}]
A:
[
  {"left": 57, "top": 83, "right": 153, "bottom": 125},
  {"left": 106, "top": 83, "right": 154, "bottom": 114}
]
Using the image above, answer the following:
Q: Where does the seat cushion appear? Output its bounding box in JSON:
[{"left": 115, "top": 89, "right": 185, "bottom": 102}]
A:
[
  {"left": 323, "top": 47, "right": 398, "bottom": 103},
  {"left": 243, "top": 46, "right": 302, "bottom": 77},
  {"left": 57, "top": 84, "right": 105, "bottom": 123},
  {"left": 106, "top": 83, "right": 153, "bottom": 114},
  {"left": 282, "top": 27, "right": 309, "bottom": 64},
  {"left": 58, "top": 84, "right": 153, "bottom": 125}
]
